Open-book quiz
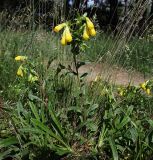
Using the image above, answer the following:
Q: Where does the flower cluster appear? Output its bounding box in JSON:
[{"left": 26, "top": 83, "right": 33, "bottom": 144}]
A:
[
  {"left": 54, "top": 23, "right": 72, "bottom": 45},
  {"left": 140, "top": 81, "right": 151, "bottom": 95},
  {"left": 15, "top": 56, "right": 27, "bottom": 61},
  {"left": 118, "top": 87, "right": 127, "bottom": 96},
  {"left": 83, "top": 17, "right": 96, "bottom": 40},
  {"left": 15, "top": 56, "right": 27, "bottom": 77},
  {"left": 53, "top": 16, "right": 96, "bottom": 46},
  {"left": 15, "top": 56, "right": 38, "bottom": 83}
]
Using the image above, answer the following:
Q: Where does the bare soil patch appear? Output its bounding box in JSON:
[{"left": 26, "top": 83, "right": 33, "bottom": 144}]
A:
[
  {"left": 77, "top": 62, "right": 149, "bottom": 86},
  {"left": 50, "top": 60, "right": 150, "bottom": 86}
]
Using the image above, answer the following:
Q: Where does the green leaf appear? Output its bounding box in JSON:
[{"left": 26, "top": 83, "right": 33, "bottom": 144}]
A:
[
  {"left": 31, "top": 119, "right": 69, "bottom": 149},
  {"left": 48, "top": 103, "right": 65, "bottom": 139},
  {"left": 149, "top": 120, "right": 153, "bottom": 127},
  {"left": 0, "top": 148, "right": 13, "bottom": 160},
  {"left": 98, "top": 124, "right": 108, "bottom": 148},
  {"left": 28, "top": 92, "right": 42, "bottom": 101},
  {"left": 29, "top": 102, "right": 40, "bottom": 121},
  {"left": 0, "top": 137, "right": 18, "bottom": 149},
  {"left": 76, "top": 61, "right": 85, "bottom": 70},
  {"left": 108, "top": 137, "right": 118, "bottom": 160},
  {"left": 117, "top": 116, "right": 130, "bottom": 130},
  {"left": 68, "top": 106, "right": 82, "bottom": 113},
  {"left": 52, "top": 146, "right": 71, "bottom": 156},
  {"left": 129, "top": 128, "right": 138, "bottom": 143}
]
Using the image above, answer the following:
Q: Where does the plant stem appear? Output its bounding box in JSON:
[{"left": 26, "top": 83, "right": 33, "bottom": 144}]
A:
[{"left": 73, "top": 53, "right": 80, "bottom": 86}]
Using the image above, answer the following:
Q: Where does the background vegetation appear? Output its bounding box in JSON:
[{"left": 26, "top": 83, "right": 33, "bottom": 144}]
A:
[{"left": 0, "top": 0, "right": 153, "bottom": 160}]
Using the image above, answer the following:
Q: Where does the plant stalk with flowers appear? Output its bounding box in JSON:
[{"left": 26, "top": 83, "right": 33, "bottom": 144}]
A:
[
  {"left": 54, "top": 13, "right": 96, "bottom": 83},
  {"left": 15, "top": 55, "right": 39, "bottom": 83}
]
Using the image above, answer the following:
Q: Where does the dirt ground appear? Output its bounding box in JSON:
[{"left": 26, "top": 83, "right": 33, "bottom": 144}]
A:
[
  {"left": 77, "top": 62, "right": 149, "bottom": 86},
  {"left": 50, "top": 60, "right": 150, "bottom": 86}
]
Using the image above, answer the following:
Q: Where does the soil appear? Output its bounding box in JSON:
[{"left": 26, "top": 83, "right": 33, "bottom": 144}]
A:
[
  {"left": 49, "top": 60, "right": 150, "bottom": 86},
  {"left": 77, "top": 62, "right": 149, "bottom": 86}
]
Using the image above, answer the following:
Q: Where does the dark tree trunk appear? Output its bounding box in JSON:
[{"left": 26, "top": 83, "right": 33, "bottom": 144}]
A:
[
  {"left": 65, "top": 0, "right": 81, "bottom": 20},
  {"left": 150, "top": 1, "right": 153, "bottom": 20},
  {"left": 109, "top": 0, "right": 119, "bottom": 30}
]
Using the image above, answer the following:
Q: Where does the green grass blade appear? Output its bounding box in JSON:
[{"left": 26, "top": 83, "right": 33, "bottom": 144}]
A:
[
  {"left": 108, "top": 137, "right": 118, "bottom": 160},
  {"left": 0, "top": 148, "right": 13, "bottom": 160},
  {"left": 0, "top": 137, "right": 18, "bottom": 149}
]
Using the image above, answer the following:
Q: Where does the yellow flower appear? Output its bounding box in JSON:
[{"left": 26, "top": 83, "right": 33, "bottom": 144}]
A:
[
  {"left": 140, "top": 82, "right": 146, "bottom": 90},
  {"left": 118, "top": 87, "right": 125, "bottom": 96},
  {"left": 83, "top": 25, "right": 90, "bottom": 40},
  {"left": 15, "top": 56, "right": 27, "bottom": 61},
  {"left": 17, "top": 65, "right": 24, "bottom": 77},
  {"left": 86, "top": 17, "right": 94, "bottom": 29},
  {"left": 61, "top": 29, "right": 67, "bottom": 45},
  {"left": 146, "top": 88, "right": 151, "bottom": 95},
  {"left": 89, "top": 28, "right": 96, "bottom": 36},
  {"left": 65, "top": 26, "right": 72, "bottom": 42},
  {"left": 119, "top": 90, "right": 124, "bottom": 96},
  {"left": 54, "top": 23, "right": 66, "bottom": 33}
]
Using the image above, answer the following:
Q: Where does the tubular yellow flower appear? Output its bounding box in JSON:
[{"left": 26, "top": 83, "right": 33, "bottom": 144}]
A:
[
  {"left": 86, "top": 17, "right": 94, "bottom": 29},
  {"left": 54, "top": 23, "right": 66, "bottom": 33},
  {"left": 15, "top": 56, "right": 27, "bottom": 61},
  {"left": 17, "top": 65, "right": 23, "bottom": 77},
  {"left": 65, "top": 26, "right": 72, "bottom": 42},
  {"left": 140, "top": 82, "right": 146, "bottom": 90},
  {"left": 89, "top": 28, "right": 96, "bottom": 36},
  {"left": 119, "top": 90, "right": 124, "bottom": 96},
  {"left": 146, "top": 88, "right": 151, "bottom": 95},
  {"left": 83, "top": 25, "right": 90, "bottom": 40},
  {"left": 61, "top": 29, "right": 67, "bottom": 46}
]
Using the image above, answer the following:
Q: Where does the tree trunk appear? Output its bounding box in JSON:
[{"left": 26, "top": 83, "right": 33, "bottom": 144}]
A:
[{"left": 109, "top": 0, "right": 119, "bottom": 30}]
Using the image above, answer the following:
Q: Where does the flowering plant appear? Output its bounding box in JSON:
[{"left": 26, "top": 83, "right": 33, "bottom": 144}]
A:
[
  {"left": 54, "top": 15, "right": 96, "bottom": 46},
  {"left": 54, "top": 14, "right": 96, "bottom": 82},
  {"left": 15, "top": 55, "right": 38, "bottom": 83}
]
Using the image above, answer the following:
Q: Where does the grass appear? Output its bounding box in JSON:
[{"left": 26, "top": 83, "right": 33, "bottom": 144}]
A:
[{"left": 0, "top": 28, "right": 153, "bottom": 160}]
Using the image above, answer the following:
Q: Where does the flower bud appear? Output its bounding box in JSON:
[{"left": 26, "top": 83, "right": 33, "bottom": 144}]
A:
[
  {"left": 83, "top": 26, "right": 90, "bottom": 40},
  {"left": 86, "top": 17, "right": 94, "bottom": 29},
  {"left": 146, "top": 88, "right": 151, "bottom": 95},
  {"left": 17, "top": 65, "right": 24, "bottom": 77},
  {"left": 89, "top": 28, "right": 96, "bottom": 36},
  {"left": 65, "top": 27, "right": 72, "bottom": 42},
  {"left": 61, "top": 30, "right": 67, "bottom": 45},
  {"left": 140, "top": 82, "right": 146, "bottom": 90},
  {"left": 54, "top": 23, "right": 66, "bottom": 33}
]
